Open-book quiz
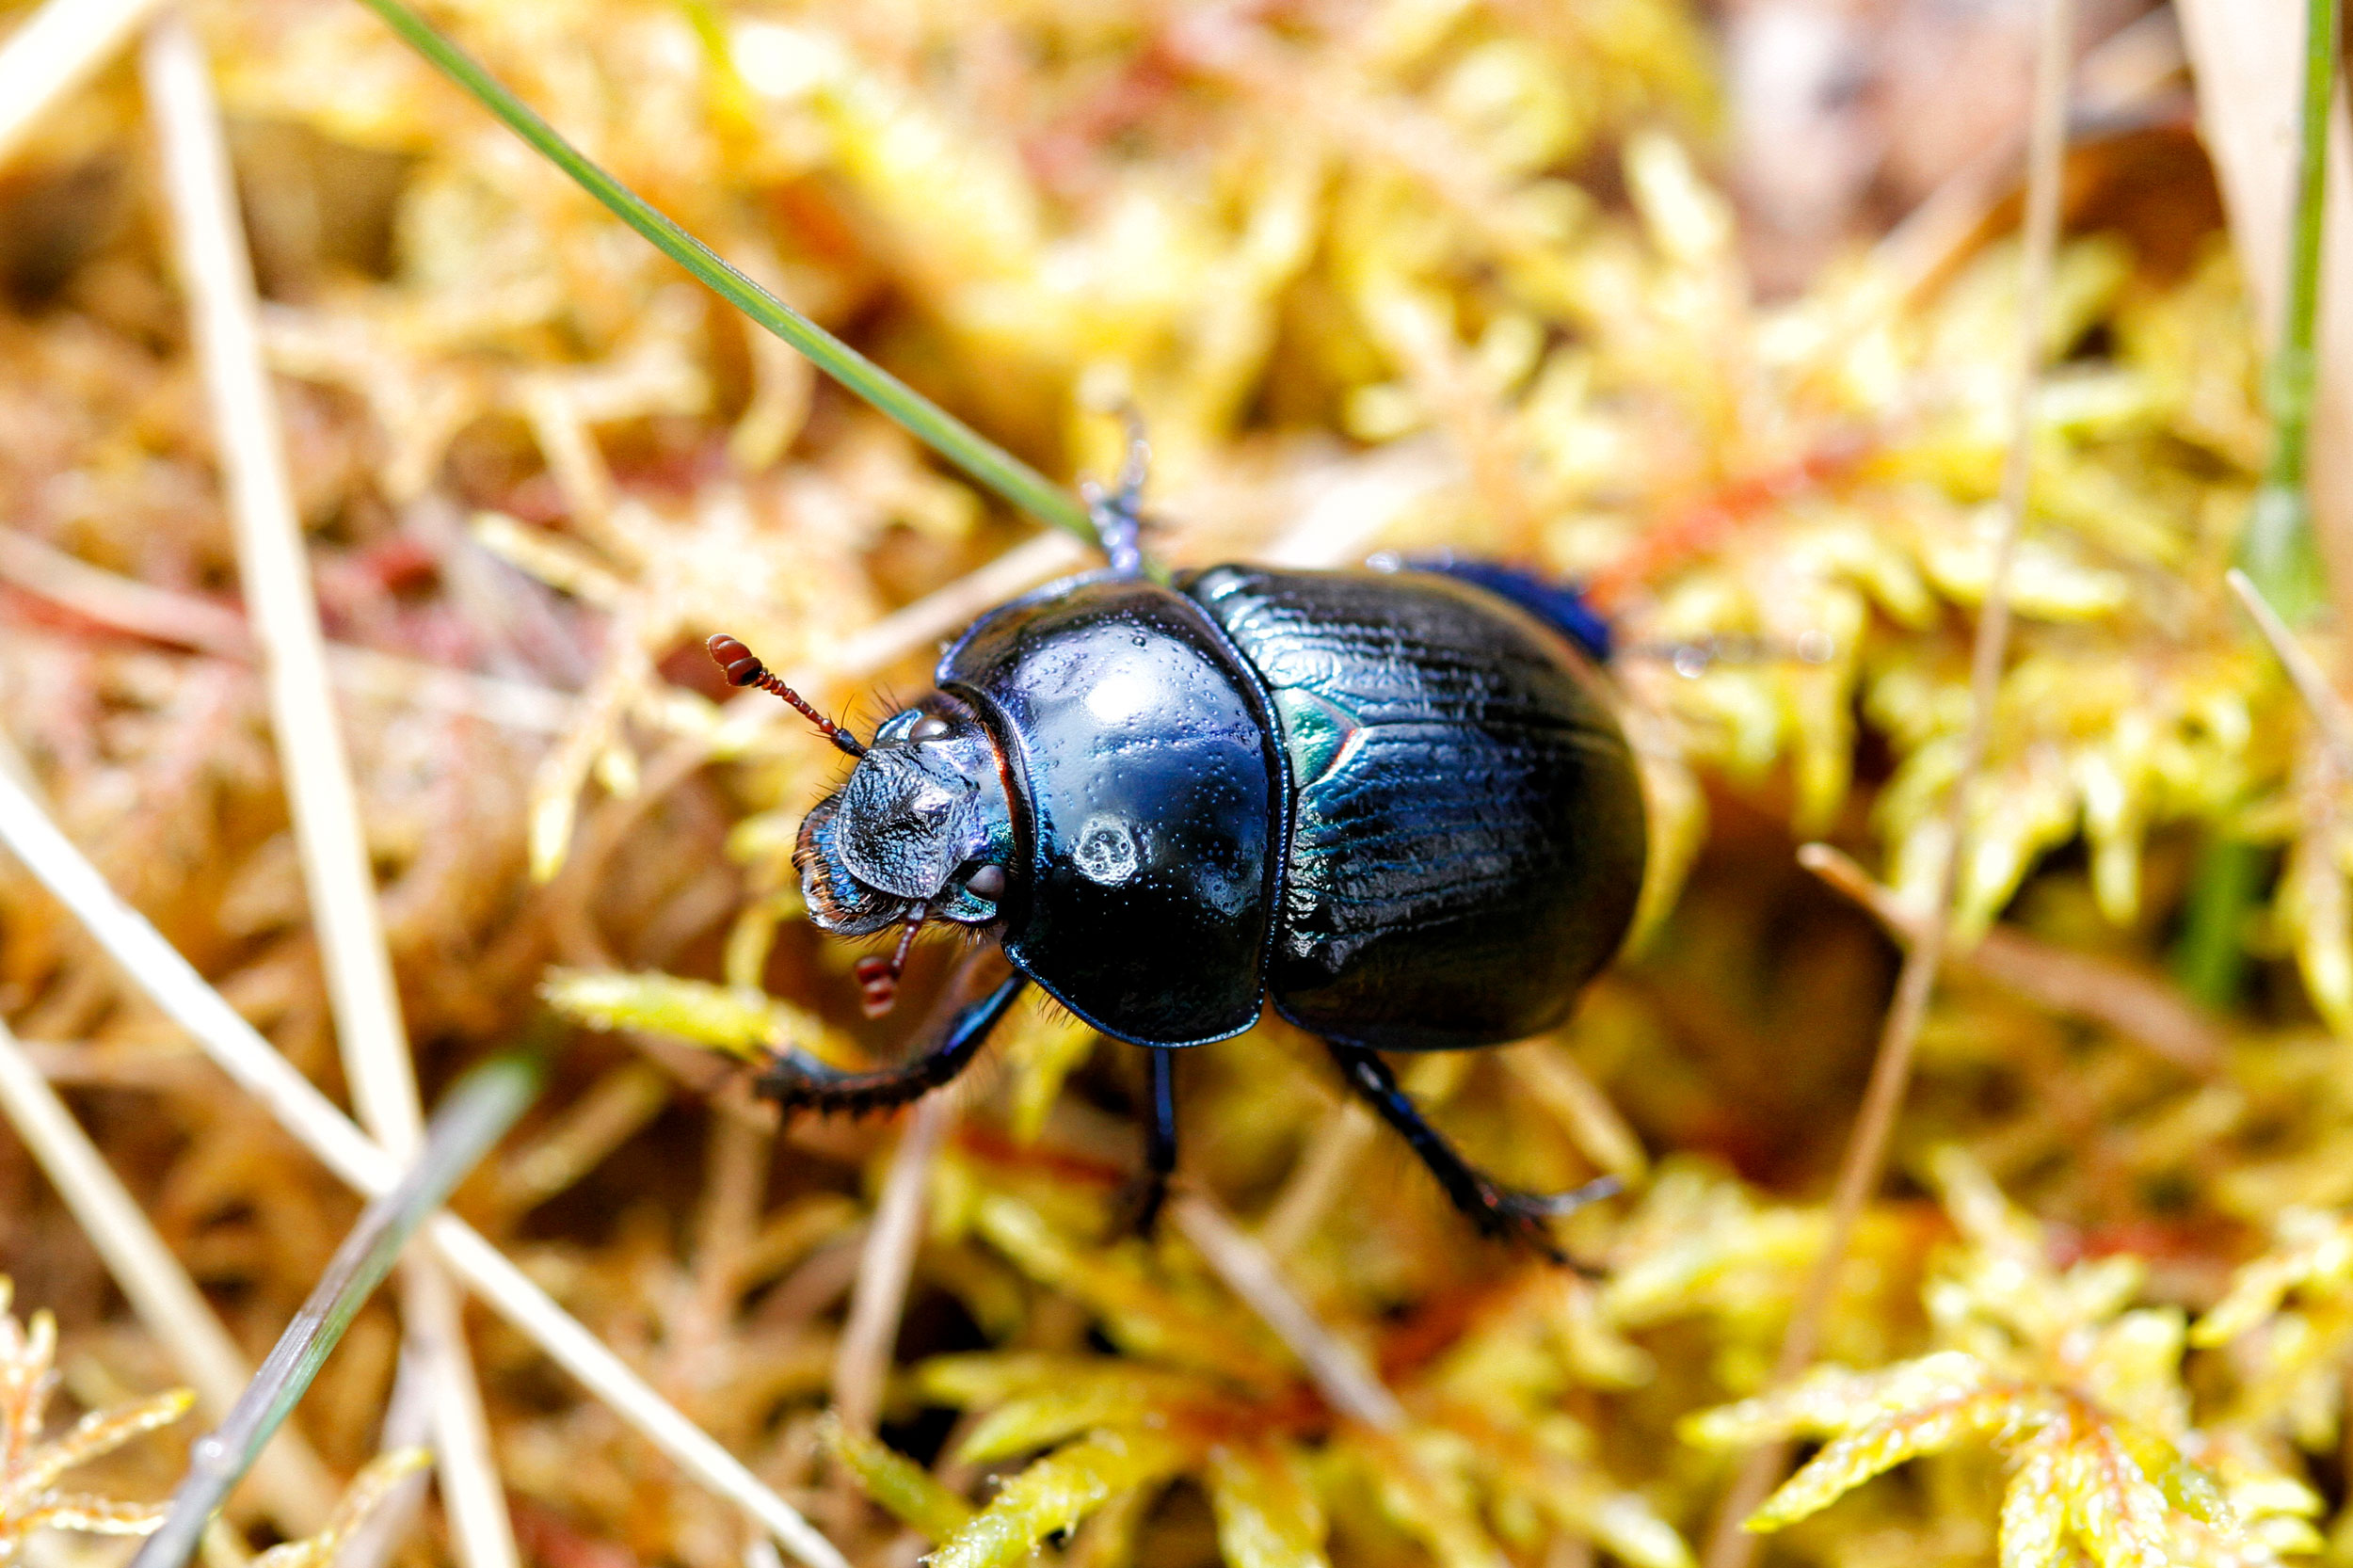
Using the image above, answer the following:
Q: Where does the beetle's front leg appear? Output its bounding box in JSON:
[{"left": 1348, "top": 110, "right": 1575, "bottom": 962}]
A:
[
  {"left": 1323, "top": 1040, "right": 1618, "bottom": 1263},
  {"left": 758, "top": 972, "right": 1029, "bottom": 1115}
]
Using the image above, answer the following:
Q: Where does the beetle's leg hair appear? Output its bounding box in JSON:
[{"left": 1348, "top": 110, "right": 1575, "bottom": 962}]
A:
[
  {"left": 1080, "top": 408, "right": 1149, "bottom": 575},
  {"left": 758, "top": 972, "right": 1028, "bottom": 1115},
  {"left": 1323, "top": 1039, "right": 1620, "bottom": 1264},
  {"left": 1122, "top": 1047, "right": 1179, "bottom": 1234}
]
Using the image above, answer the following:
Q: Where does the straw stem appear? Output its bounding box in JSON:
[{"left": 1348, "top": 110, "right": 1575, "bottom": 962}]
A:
[
  {"left": 129, "top": 1057, "right": 542, "bottom": 1568},
  {"left": 1169, "top": 1192, "right": 1404, "bottom": 1431},
  {"left": 830, "top": 1096, "right": 953, "bottom": 1437},
  {"left": 0, "top": 763, "right": 853, "bottom": 1568},
  {"left": 0, "top": 1017, "right": 336, "bottom": 1538},
  {"left": 1701, "top": 0, "right": 2076, "bottom": 1560},
  {"left": 143, "top": 22, "right": 518, "bottom": 1568},
  {"left": 0, "top": 0, "right": 165, "bottom": 169}
]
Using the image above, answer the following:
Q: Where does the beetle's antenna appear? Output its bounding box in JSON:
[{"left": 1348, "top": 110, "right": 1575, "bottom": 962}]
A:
[
  {"left": 853, "top": 906, "right": 926, "bottom": 1018},
  {"left": 707, "top": 633, "right": 868, "bottom": 757}
]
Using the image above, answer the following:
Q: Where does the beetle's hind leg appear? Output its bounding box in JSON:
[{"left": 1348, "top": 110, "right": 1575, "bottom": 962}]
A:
[
  {"left": 758, "top": 972, "right": 1028, "bottom": 1115},
  {"left": 1323, "top": 1040, "right": 1619, "bottom": 1264}
]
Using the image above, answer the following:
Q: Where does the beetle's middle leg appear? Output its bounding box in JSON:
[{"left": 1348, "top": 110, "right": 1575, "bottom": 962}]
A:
[
  {"left": 1323, "top": 1039, "right": 1618, "bottom": 1261},
  {"left": 1080, "top": 411, "right": 1149, "bottom": 575},
  {"left": 758, "top": 972, "right": 1029, "bottom": 1115},
  {"left": 1135, "top": 1047, "right": 1180, "bottom": 1231}
]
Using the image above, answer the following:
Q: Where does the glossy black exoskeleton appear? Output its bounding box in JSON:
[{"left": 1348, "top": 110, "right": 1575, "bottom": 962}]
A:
[{"left": 712, "top": 475, "right": 1647, "bottom": 1256}]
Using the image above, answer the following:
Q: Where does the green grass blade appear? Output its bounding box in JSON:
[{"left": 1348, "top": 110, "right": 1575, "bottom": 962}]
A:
[
  {"left": 2170, "top": 836, "right": 2265, "bottom": 1009},
  {"left": 2186, "top": 0, "right": 2342, "bottom": 999},
  {"left": 350, "top": 0, "right": 1096, "bottom": 545},
  {"left": 129, "top": 1053, "right": 544, "bottom": 1568},
  {"left": 2235, "top": 0, "right": 2341, "bottom": 623}
]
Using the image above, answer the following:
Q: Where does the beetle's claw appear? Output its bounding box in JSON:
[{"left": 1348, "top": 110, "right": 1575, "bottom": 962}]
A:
[
  {"left": 1528, "top": 1175, "right": 1623, "bottom": 1215},
  {"left": 1106, "top": 1172, "right": 1171, "bottom": 1241},
  {"left": 1470, "top": 1176, "right": 1618, "bottom": 1274}
]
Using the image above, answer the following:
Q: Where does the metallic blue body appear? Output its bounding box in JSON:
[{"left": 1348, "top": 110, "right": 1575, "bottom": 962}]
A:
[
  {"left": 939, "top": 574, "right": 1282, "bottom": 1045},
  {"left": 1190, "top": 566, "right": 1644, "bottom": 1049},
  {"left": 936, "top": 565, "right": 1645, "bottom": 1052},
  {"left": 1394, "top": 556, "right": 1616, "bottom": 663}
]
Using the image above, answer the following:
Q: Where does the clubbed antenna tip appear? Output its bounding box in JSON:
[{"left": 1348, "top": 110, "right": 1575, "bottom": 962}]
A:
[{"left": 707, "top": 633, "right": 868, "bottom": 757}]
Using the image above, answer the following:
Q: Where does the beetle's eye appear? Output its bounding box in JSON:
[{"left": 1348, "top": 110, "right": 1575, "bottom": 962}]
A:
[
  {"left": 965, "top": 864, "right": 1006, "bottom": 899},
  {"left": 909, "top": 715, "right": 953, "bottom": 742}
]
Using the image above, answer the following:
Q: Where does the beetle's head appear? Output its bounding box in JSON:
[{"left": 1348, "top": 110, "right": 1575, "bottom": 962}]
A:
[{"left": 793, "top": 694, "right": 1016, "bottom": 937}]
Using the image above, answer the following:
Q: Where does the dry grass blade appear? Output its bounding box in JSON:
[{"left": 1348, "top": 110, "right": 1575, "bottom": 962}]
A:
[
  {"left": 1500, "top": 1042, "right": 1651, "bottom": 1182},
  {"left": 0, "top": 528, "right": 570, "bottom": 733},
  {"left": 2228, "top": 568, "right": 2353, "bottom": 766},
  {"left": 141, "top": 9, "right": 420, "bottom": 1156},
  {"left": 1702, "top": 2, "right": 2079, "bottom": 1562},
  {"left": 0, "top": 765, "right": 396, "bottom": 1193},
  {"left": 0, "top": 764, "right": 853, "bottom": 1568},
  {"left": 128, "top": 1056, "right": 541, "bottom": 1568},
  {"left": 252, "top": 1448, "right": 435, "bottom": 1568},
  {"left": 1168, "top": 1193, "right": 1403, "bottom": 1431},
  {"left": 142, "top": 20, "right": 518, "bottom": 1568},
  {"left": 831, "top": 1094, "right": 954, "bottom": 1437},
  {"left": 817, "top": 533, "right": 1093, "bottom": 697},
  {"left": 0, "top": 0, "right": 164, "bottom": 169},
  {"left": 1256, "top": 1104, "right": 1379, "bottom": 1258},
  {"left": 0, "top": 1017, "right": 334, "bottom": 1538},
  {"left": 494, "top": 1062, "right": 673, "bottom": 1210},
  {"left": 1874, "top": 8, "right": 2185, "bottom": 300},
  {"left": 0, "top": 529, "right": 250, "bottom": 657},
  {"left": 1797, "top": 844, "right": 2226, "bottom": 1074}
]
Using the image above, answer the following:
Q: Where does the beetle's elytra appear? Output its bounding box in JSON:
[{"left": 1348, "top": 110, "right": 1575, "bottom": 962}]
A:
[{"left": 714, "top": 500, "right": 1647, "bottom": 1255}]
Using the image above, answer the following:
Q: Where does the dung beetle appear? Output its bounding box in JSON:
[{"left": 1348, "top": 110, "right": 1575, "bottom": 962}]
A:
[{"left": 710, "top": 466, "right": 1646, "bottom": 1255}]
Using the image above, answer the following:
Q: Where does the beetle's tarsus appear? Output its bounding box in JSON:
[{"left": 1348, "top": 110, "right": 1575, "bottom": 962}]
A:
[
  {"left": 756, "top": 1062, "right": 941, "bottom": 1116},
  {"left": 1468, "top": 1188, "right": 1569, "bottom": 1264},
  {"left": 1466, "top": 1180, "right": 1618, "bottom": 1273},
  {"left": 1109, "top": 1172, "right": 1170, "bottom": 1239},
  {"left": 1325, "top": 1039, "right": 1618, "bottom": 1267},
  {"left": 752, "top": 971, "right": 1028, "bottom": 1117}
]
